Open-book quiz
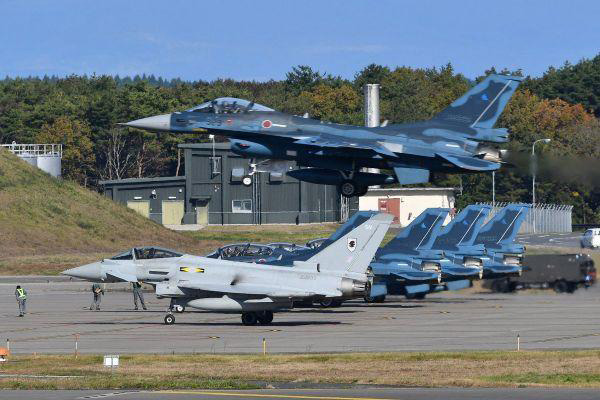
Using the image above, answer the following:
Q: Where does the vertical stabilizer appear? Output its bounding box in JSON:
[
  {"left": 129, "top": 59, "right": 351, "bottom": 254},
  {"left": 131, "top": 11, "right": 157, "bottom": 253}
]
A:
[
  {"left": 304, "top": 213, "right": 394, "bottom": 274},
  {"left": 432, "top": 205, "right": 491, "bottom": 250},
  {"left": 475, "top": 204, "right": 531, "bottom": 249},
  {"left": 432, "top": 74, "right": 523, "bottom": 128},
  {"left": 383, "top": 208, "right": 449, "bottom": 252}
]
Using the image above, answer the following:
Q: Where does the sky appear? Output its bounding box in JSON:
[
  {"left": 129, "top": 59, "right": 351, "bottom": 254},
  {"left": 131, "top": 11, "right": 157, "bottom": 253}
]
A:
[{"left": 2, "top": 0, "right": 600, "bottom": 81}]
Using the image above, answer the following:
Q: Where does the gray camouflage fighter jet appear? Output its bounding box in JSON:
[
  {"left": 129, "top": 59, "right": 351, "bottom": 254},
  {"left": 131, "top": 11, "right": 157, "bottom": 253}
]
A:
[
  {"left": 123, "top": 74, "right": 522, "bottom": 197},
  {"left": 62, "top": 213, "right": 393, "bottom": 325}
]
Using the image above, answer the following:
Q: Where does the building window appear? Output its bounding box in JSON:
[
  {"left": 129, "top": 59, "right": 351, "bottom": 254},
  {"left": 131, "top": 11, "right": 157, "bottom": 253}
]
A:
[
  {"left": 231, "top": 167, "right": 244, "bottom": 182},
  {"left": 232, "top": 199, "right": 252, "bottom": 213}
]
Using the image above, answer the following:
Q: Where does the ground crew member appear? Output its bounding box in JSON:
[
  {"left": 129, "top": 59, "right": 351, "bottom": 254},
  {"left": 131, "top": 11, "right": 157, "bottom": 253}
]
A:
[
  {"left": 15, "top": 285, "right": 27, "bottom": 317},
  {"left": 132, "top": 282, "right": 147, "bottom": 310},
  {"left": 91, "top": 283, "right": 103, "bottom": 310}
]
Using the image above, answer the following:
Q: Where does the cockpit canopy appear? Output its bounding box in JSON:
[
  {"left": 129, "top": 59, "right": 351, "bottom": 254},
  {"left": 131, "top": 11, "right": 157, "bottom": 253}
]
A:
[
  {"left": 187, "top": 97, "right": 274, "bottom": 114},
  {"left": 110, "top": 246, "right": 183, "bottom": 261}
]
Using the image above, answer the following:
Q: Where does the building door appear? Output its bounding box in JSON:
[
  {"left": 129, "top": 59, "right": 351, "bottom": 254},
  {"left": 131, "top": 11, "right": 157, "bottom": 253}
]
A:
[
  {"left": 162, "top": 200, "right": 184, "bottom": 225},
  {"left": 127, "top": 201, "right": 150, "bottom": 218},
  {"left": 378, "top": 198, "right": 400, "bottom": 224},
  {"left": 196, "top": 201, "right": 209, "bottom": 225}
]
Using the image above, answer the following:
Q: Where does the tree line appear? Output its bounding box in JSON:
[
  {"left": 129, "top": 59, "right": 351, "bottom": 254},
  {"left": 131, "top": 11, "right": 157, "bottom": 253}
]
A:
[{"left": 1, "top": 56, "right": 600, "bottom": 223}]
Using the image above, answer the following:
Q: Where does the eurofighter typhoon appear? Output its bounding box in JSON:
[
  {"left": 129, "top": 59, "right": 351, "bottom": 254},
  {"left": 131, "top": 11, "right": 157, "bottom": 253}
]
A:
[
  {"left": 62, "top": 213, "right": 393, "bottom": 325},
  {"left": 123, "top": 75, "right": 522, "bottom": 197}
]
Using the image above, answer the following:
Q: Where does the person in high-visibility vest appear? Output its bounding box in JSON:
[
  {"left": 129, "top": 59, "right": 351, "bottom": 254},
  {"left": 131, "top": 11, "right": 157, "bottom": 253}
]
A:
[{"left": 15, "top": 285, "right": 27, "bottom": 317}]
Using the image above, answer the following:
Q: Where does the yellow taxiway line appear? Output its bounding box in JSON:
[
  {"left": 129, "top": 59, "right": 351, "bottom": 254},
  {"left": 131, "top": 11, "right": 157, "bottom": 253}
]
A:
[{"left": 158, "top": 390, "right": 394, "bottom": 400}]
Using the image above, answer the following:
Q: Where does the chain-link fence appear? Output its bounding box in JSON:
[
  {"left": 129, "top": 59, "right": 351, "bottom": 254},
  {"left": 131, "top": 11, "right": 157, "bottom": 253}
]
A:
[{"left": 478, "top": 202, "right": 573, "bottom": 234}]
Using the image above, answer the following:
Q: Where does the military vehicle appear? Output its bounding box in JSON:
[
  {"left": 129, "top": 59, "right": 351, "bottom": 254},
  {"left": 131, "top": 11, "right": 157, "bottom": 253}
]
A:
[
  {"left": 123, "top": 75, "right": 522, "bottom": 197},
  {"left": 487, "top": 253, "right": 596, "bottom": 293},
  {"left": 62, "top": 213, "right": 393, "bottom": 325}
]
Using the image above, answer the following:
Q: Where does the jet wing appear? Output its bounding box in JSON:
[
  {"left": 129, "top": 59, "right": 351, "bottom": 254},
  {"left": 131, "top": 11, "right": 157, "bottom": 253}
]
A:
[
  {"left": 437, "top": 153, "right": 500, "bottom": 171},
  {"left": 177, "top": 280, "right": 340, "bottom": 298}
]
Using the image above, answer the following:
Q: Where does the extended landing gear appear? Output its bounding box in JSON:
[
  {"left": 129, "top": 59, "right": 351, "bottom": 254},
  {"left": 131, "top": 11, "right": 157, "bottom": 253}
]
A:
[
  {"left": 164, "top": 313, "right": 175, "bottom": 325},
  {"left": 364, "top": 294, "right": 386, "bottom": 303},
  {"left": 173, "top": 305, "right": 185, "bottom": 313},
  {"left": 319, "top": 298, "right": 343, "bottom": 308},
  {"left": 241, "top": 311, "right": 274, "bottom": 325},
  {"left": 339, "top": 180, "right": 368, "bottom": 198}
]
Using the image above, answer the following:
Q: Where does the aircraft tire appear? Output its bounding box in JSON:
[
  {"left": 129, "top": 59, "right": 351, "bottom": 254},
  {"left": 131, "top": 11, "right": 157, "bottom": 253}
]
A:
[
  {"left": 319, "top": 298, "right": 335, "bottom": 307},
  {"left": 164, "top": 314, "right": 175, "bottom": 325},
  {"left": 241, "top": 312, "right": 258, "bottom": 326},
  {"left": 340, "top": 180, "right": 357, "bottom": 198},
  {"left": 374, "top": 295, "right": 386, "bottom": 303},
  {"left": 174, "top": 305, "right": 185, "bottom": 313},
  {"left": 257, "top": 310, "right": 274, "bottom": 325},
  {"left": 364, "top": 294, "right": 385, "bottom": 303}
]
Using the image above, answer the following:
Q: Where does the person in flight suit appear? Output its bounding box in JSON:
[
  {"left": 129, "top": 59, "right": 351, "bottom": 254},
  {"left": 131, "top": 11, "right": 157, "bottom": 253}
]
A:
[
  {"left": 131, "top": 282, "right": 147, "bottom": 310},
  {"left": 91, "top": 283, "right": 104, "bottom": 310}
]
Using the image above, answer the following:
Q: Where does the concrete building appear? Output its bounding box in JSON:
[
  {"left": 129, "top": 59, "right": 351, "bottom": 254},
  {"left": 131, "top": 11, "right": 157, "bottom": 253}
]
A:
[
  {"left": 359, "top": 187, "right": 456, "bottom": 226},
  {"left": 100, "top": 143, "right": 349, "bottom": 225}
]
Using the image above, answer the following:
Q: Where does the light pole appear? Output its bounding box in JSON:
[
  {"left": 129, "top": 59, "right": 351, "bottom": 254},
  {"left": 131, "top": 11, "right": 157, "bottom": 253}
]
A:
[
  {"left": 531, "top": 138, "right": 551, "bottom": 233},
  {"left": 492, "top": 171, "right": 495, "bottom": 207}
]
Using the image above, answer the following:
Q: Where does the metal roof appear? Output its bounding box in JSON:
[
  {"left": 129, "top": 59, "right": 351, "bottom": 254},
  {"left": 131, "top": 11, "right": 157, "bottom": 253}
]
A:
[
  {"left": 178, "top": 143, "right": 231, "bottom": 150},
  {"left": 364, "top": 187, "right": 456, "bottom": 194},
  {"left": 99, "top": 176, "right": 186, "bottom": 185}
]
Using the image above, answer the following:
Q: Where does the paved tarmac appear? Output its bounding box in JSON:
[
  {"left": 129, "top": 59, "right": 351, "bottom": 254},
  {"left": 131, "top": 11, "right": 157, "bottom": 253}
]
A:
[
  {"left": 1, "top": 388, "right": 599, "bottom": 400},
  {"left": 1, "top": 279, "right": 600, "bottom": 354},
  {"left": 517, "top": 232, "right": 588, "bottom": 249}
]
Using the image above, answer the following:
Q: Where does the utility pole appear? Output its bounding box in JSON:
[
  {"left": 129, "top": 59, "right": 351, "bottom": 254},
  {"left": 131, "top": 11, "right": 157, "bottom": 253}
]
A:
[{"left": 531, "top": 138, "right": 551, "bottom": 233}]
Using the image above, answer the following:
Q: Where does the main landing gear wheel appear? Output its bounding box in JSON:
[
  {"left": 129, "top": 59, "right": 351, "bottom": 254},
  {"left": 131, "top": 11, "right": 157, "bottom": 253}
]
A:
[
  {"left": 164, "top": 314, "right": 175, "bottom": 325},
  {"left": 173, "top": 305, "right": 185, "bottom": 313},
  {"left": 364, "top": 295, "right": 386, "bottom": 303},
  {"left": 340, "top": 180, "right": 358, "bottom": 198},
  {"left": 319, "top": 299, "right": 343, "bottom": 308},
  {"left": 241, "top": 312, "right": 258, "bottom": 326},
  {"left": 257, "top": 310, "right": 274, "bottom": 325}
]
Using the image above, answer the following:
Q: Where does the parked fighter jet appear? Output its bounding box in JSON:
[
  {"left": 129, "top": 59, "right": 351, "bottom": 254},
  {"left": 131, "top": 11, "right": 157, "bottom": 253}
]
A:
[
  {"left": 62, "top": 213, "right": 393, "bottom": 325},
  {"left": 431, "top": 205, "right": 522, "bottom": 279},
  {"left": 474, "top": 203, "right": 531, "bottom": 267},
  {"left": 123, "top": 75, "right": 522, "bottom": 197}
]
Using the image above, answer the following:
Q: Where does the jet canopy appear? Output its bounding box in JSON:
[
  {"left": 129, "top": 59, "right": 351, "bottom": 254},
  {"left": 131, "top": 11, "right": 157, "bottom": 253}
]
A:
[
  {"left": 187, "top": 97, "right": 274, "bottom": 114},
  {"left": 110, "top": 247, "right": 183, "bottom": 260}
]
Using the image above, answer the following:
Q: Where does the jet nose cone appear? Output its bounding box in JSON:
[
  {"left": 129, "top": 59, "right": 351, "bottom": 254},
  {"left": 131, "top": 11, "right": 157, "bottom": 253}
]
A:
[
  {"left": 122, "top": 113, "right": 172, "bottom": 131},
  {"left": 62, "top": 262, "right": 103, "bottom": 281}
]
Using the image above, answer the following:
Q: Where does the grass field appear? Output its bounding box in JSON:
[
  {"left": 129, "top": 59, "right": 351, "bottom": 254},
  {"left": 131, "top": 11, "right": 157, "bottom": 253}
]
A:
[{"left": 1, "top": 351, "right": 599, "bottom": 389}]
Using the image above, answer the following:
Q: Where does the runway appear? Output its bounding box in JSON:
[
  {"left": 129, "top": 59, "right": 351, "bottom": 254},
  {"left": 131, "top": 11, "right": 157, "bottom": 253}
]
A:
[
  {"left": 0, "top": 388, "right": 599, "bottom": 400},
  {"left": 1, "top": 279, "right": 600, "bottom": 354}
]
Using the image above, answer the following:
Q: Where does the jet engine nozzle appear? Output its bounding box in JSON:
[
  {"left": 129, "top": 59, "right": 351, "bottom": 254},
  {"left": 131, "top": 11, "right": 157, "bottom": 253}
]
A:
[
  {"left": 477, "top": 146, "right": 508, "bottom": 163},
  {"left": 339, "top": 277, "right": 368, "bottom": 298}
]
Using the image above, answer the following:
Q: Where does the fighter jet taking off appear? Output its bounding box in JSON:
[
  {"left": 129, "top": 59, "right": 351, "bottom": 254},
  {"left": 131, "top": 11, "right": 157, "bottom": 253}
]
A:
[
  {"left": 123, "top": 74, "right": 522, "bottom": 197},
  {"left": 62, "top": 213, "right": 393, "bottom": 325}
]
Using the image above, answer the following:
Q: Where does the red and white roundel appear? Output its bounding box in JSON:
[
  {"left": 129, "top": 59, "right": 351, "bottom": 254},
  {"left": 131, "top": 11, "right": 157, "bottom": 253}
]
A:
[{"left": 261, "top": 120, "right": 272, "bottom": 128}]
